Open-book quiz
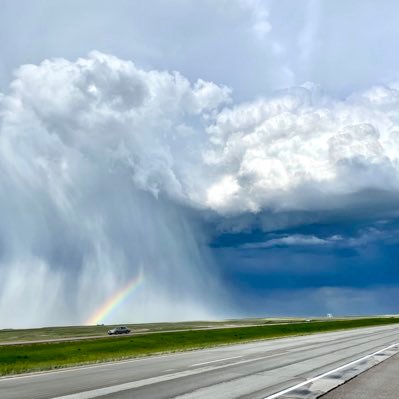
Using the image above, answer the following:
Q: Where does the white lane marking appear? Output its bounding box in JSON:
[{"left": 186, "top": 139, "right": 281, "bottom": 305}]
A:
[
  {"left": 52, "top": 353, "right": 280, "bottom": 399},
  {"left": 263, "top": 341, "right": 399, "bottom": 399},
  {"left": 190, "top": 355, "right": 243, "bottom": 367}
]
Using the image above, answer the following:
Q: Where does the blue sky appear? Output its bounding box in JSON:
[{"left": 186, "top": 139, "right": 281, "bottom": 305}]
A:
[{"left": 1, "top": 0, "right": 399, "bottom": 327}]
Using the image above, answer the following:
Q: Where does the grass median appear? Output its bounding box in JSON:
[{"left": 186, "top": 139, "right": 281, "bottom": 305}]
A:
[{"left": 1, "top": 317, "right": 399, "bottom": 376}]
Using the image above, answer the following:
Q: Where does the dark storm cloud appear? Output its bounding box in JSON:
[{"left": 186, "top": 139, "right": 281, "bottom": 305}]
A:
[{"left": 211, "top": 218, "right": 399, "bottom": 315}]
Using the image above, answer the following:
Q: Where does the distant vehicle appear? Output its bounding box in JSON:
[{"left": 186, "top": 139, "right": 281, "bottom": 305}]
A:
[{"left": 108, "top": 326, "right": 131, "bottom": 335}]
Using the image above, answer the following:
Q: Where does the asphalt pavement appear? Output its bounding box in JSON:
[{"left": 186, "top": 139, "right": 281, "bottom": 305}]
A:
[
  {"left": 1, "top": 324, "right": 399, "bottom": 399},
  {"left": 322, "top": 351, "right": 399, "bottom": 399}
]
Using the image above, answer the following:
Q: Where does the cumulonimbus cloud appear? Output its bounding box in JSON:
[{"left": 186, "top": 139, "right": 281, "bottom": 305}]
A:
[
  {"left": 3, "top": 52, "right": 399, "bottom": 218},
  {"left": 0, "top": 52, "right": 232, "bottom": 327},
  {"left": 205, "top": 84, "right": 399, "bottom": 215},
  {"left": 1, "top": 52, "right": 399, "bottom": 326}
]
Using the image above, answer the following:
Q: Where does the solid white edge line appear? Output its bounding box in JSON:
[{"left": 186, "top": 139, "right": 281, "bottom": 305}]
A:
[{"left": 263, "top": 341, "right": 399, "bottom": 399}]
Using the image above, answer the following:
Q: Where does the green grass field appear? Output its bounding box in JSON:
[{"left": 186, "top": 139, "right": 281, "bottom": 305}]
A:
[{"left": 1, "top": 317, "right": 399, "bottom": 375}]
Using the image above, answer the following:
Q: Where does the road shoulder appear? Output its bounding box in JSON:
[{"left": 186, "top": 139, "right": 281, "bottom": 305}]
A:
[
  {"left": 265, "top": 342, "right": 399, "bottom": 399},
  {"left": 321, "top": 352, "right": 399, "bottom": 399}
]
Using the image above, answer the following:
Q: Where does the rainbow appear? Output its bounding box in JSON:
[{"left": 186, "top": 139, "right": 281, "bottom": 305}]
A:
[{"left": 86, "top": 269, "right": 144, "bottom": 325}]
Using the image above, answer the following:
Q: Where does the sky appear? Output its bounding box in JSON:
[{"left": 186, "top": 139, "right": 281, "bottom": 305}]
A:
[{"left": 1, "top": 0, "right": 399, "bottom": 327}]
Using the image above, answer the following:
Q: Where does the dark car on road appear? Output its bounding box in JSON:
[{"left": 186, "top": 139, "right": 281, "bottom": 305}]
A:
[{"left": 107, "top": 326, "right": 131, "bottom": 335}]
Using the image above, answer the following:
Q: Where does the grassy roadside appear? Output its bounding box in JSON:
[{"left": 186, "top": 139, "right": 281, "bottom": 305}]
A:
[{"left": 1, "top": 317, "right": 399, "bottom": 376}]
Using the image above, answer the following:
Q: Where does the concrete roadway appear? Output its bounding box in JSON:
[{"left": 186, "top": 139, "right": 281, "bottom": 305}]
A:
[{"left": 1, "top": 324, "right": 398, "bottom": 399}]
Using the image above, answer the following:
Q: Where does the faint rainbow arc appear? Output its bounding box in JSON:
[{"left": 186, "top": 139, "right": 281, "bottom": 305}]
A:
[{"left": 86, "top": 269, "right": 144, "bottom": 325}]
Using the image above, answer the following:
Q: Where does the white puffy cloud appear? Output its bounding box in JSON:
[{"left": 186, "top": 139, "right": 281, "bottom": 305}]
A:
[
  {"left": 3, "top": 52, "right": 399, "bottom": 218},
  {"left": 1, "top": 52, "right": 230, "bottom": 203},
  {"left": 241, "top": 234, "right": 329, "bottom": 249},
  {"left": 204, "top": 84, "right": 399, "bottom": 214},
  {"left": 239, "top": 227, "right": 399, "bottom": 250}
]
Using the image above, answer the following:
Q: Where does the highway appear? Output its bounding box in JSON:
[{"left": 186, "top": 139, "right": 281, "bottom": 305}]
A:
[{"left": 1, "top": 324, "right": 398, "bottom": 399}]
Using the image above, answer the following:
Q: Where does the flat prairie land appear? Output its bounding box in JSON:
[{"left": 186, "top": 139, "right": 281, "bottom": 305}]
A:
[
  {"left": 0, "top": 317, "right": 320, "bottom": 344},
  {"left": 1, "top": 317, "right": 398, "bottom": 376}
]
